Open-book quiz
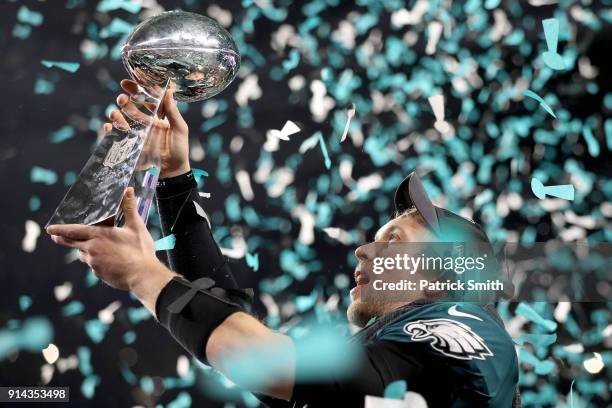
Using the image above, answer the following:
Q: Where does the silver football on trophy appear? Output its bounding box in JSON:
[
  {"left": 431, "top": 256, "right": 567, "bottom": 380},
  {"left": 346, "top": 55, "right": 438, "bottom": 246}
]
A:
[{"left": 121, "top": 10, "right": 240, "bottom": 102}]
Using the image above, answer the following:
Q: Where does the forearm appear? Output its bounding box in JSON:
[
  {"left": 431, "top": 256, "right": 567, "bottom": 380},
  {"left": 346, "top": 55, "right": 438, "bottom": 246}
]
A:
[
  {"left": 156, "top": 171, "right": 238, "bottom": 288},
  {"left": 206, "top": 313, "right": 296, "bottom": 400},
  {"left": 129, "top": 259, "right": 177, "bottom": 317}
]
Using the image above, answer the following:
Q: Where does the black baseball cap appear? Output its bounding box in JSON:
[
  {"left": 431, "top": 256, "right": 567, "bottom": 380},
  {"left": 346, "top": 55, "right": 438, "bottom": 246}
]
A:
[{"left": 393, "top": 171, "right": 492, "bottom": 245}]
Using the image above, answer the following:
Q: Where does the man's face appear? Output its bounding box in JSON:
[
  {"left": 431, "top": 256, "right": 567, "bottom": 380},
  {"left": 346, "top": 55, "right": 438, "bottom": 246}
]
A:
[{"left": 347, "top": 211, "right": 435, "bottom": 327}]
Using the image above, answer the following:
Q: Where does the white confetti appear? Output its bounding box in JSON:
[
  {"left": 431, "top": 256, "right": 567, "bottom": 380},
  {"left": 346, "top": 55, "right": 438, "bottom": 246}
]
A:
[
  {"left": 390, "top": 0, "right": 429, "bottom": 27},
  {"left": 309, "top": 80, "right": 335, "bottom": 122},
  {"left": 56, "top": 355, "right": 78, "bottom": 373},
  {"left": 266, "top": 167, "right": 294, "bottom": 198},
  {"left": 554, "top": 301, "right": 571, "bottom": 323},
  {"left": 98, "top": 300, "right": 122, "bottom": 324},
  {"left": 236, "top": 170, "right": 255, "bottom": 201},
  {"left": 177, "top": 355, "right": 190, "bottom": 377},
  {"left": 292, "top": 205, "right": 316, "bottom": 245},
  {"left": 583, "top": 352, "right": 604, "bottom": 374},
  {"left": 563, "top": 344, "right": 584, "bottom": 353},
  {"left": 41, "top": 364, "right": 54, "bottom": 385},
  {"left": 425, "top": 21, "right": 443, "bottom": 55},
  {"left": 42, "top": 343, "right": 60, "bottom": 364},
  {"left": 340, "top": 103, "right": 356, "bottom": 142},
  {"left": 190, "top": 144, "right": 205, "bottom": 162},
  {"left": 54, "top": 282, "right": 73, "bottom": 302},
  {"left": 22, "top": 220, "right": 41, "bottom": 252},
  {"left": 229, "top": 135, "right": 244, "bottom": 153},
  {"left": 427, "top": 94, "right": 451, "bottom": 134},
  {"left": 206, "top": 4, "right": 232, "bottom": 27},
  {"left": 193, "top": 201, "right": 211, "bottom": 228},
  {"left": 220, "top": 233, "right": 247, "bottom": 259},
  {"left": 264, "top": 120, "right": 301, "bottom": 151},
  {"left": 235, "top": 74, "right": 262, "bottom": 107},
  {"left": 323, "top": 227, "right": 354, "bottom": 245}
]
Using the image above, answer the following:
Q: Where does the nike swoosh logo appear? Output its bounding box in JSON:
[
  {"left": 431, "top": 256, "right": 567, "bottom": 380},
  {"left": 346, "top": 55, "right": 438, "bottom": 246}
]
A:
[{"left": 448, "top": 305, "right": 483, "bottom": 321}]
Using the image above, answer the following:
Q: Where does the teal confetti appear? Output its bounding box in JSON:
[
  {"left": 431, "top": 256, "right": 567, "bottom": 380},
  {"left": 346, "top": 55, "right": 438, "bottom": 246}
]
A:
[
  {"left": 140, "top": 376, "right": 154, "bottom": 395},
  {"left": 166, "top": 392, "right": 192, "bottom": 408},
  {"left": 31, "top": 166, "right": 58, "bottom": 185},
  {"left": 519, "top": 348, "right": 555, "bottom": 375},
  {"left": 62, "top": 301, "right": 84, "bottom": 316},
  {"left": 29, "top": 196, "right": 41, "bottom": 212},
  {"left": 84, "top": 319, "right": 109, "bottom": 344},
  {"left": 41, "top": 60, "right": 80, "bottom": 73},
  {"left": 541, "top": 19, "right": 565, "bottom": 70},
  {"left": 246, "top": 252, "right": 259, "bottom": 271},
  {"left": 0, "top": 317, "right": 54, "bottom": 361},
  {"left": 19, "top": 296, "right": 32, "bottom": 312},
  {"left": 81, "top": 375, "right": 100, "bottom": 399},
  {"left": 50, "top": 126, "right": 75, "bottom": 144},
  {"left": 12, "top": 24, "right": 31, "bottom": 40},
  {"left": 17, "top": 5, "right": 43, "bottom": 26},
  {"left": 97, "top": 0, "right": 141, "bottom": 13},
  {"left": 282, "top": 49, "right": 300, "bottom": 72},
  {"left": 123, "top": 331, "right": 136, "bottom": 344},
  {"left": 99, "top": 18, "right": 134, "bottom": 38},
  {"left": 516, "top": 303, "right": 558, "bottom": 332},
  {"left": 523, "top": 89, "right": 557, "bottom": 119},
  {"left": 384, "top": 380, "right": 407, "bottom": 399},
  {"left": 192, "top": 168, "right": 209, "bottom": 184},
  {"left": 317, "top": 132, "right": 332, "bottom": 170},
  {"left": 155, "top": 234, "right": 176, "bottom": 251},
  {"left": 147, "top": 167, "right": 160, "bottom": 177}
]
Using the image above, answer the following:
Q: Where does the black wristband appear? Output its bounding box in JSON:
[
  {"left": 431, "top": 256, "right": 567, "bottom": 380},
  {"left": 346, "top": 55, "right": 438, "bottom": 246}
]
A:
[
  {"left": 156, "top": 275, "right": 244, "bottom": 364},
  {"left": 156, "top": 170, "right": 196, "bottom": 198}
]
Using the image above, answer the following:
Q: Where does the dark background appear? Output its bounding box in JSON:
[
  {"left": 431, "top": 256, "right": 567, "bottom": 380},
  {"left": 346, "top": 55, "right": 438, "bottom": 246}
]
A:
[{"left": 0, "top": 0, "right": 610, "bottom": 407}]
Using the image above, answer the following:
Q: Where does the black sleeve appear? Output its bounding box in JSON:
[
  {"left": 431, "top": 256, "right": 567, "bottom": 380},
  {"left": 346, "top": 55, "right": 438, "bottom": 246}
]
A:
[
  {"left": 287, "top": 340, "right": 451, "bottom": 408},
  {"left": 155, "top": 171, "right": 238, "bottom": 288}
]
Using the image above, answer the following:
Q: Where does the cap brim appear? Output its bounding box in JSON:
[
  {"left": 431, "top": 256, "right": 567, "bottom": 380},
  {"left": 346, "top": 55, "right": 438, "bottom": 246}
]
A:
[{"left": 394, "top": 171, "right": 440, "bottom": 234}]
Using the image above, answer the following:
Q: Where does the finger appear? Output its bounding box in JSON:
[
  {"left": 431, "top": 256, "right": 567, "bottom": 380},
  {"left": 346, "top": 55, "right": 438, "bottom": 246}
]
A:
[
  {"left": 109, "top": 109, "right": 131, "bottom": 131},
  {"left": 50, "top": 235, "right": 90, "bottom": 250},
  {"left": 76, "top": 249, "right": 89, "bottom": 263},
  {"left": 47, "top": 224, "right": 99, "bottom": 241},
  {"left": 117, "top": 93, "right": 153, "bottom": 126},
  {"left": 161, "top": 84, "right": 188, "bottom": 132},
  {"left": 103, "top": 122, "right": 113, "bottom": 134},
  {"left": 120, "top": 79, "right": 140, "bottom": 95},
  {"left": 120, "top": 187, "right": 141, "bottom": 227}
]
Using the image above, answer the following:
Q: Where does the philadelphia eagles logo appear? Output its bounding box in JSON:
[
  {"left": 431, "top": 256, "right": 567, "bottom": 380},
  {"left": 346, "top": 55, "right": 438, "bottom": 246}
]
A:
[{"left": 403, "top": 318, "right": 493, "bottom": 360}]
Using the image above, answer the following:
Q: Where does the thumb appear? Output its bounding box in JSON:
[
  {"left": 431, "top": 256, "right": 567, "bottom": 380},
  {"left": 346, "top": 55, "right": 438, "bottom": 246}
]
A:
[
  {"left": 163, "top": 84, "right": 187, "bottom": 132},
  {"left": 120, "top": 187, "right": 140, "bottom": 226}
]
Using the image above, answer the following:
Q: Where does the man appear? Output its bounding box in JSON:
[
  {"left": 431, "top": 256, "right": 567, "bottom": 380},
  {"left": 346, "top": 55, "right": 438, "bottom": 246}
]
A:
[{"left": 48, "top": 80, "right": 519, "bottom": 407}]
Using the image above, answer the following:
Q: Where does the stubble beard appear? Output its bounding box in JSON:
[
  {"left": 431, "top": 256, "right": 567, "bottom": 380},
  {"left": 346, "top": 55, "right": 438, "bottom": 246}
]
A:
[{"left": 347, "top": 300, "right": 388, "bottom": 328}]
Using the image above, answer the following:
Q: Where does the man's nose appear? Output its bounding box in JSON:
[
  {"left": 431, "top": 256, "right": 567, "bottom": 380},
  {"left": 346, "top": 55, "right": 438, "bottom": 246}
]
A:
[{"left": 355, "top": 244, "right": 375, "bottom": 261}]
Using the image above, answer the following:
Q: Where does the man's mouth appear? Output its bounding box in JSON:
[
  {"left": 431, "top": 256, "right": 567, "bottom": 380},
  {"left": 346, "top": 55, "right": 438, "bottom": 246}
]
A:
[{"left": 353, "top": 270, "right": 370, "bottom": 288}]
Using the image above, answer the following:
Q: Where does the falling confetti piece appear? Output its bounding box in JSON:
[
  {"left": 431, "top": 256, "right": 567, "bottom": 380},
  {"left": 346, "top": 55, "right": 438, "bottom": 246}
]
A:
[
  {"left": 317, "top": 132, "right": 332, "bottom": 170},
  {"left": 155, "top": 234, "right": 176, "bottom": 251},
  {"left": 42, "top": 344, "right": 60, "bottom": 364},
  {"left": 41, "top": 60, "right": 80, "bottom": 73},
  {"left": 522, "top": 89, "right": 557, "bottom": 119},
  {"left": 246, "top": 252, "right": 259, "bottom": 271},
  {"left": 542, "top": 18, "right": 565, "bottom": 70},
  {"left": 531, "top": 178, "right": 575, "bottom": 200},
  {"left": 583, "top": 352, "right": 604, "bottom": 374},
  {"left": 17, "top": 5, "right": 43, "bottom": 26},
  {"left": 22, "top": 220, "right": 40, "bottom": 252},
  {"left": 192, "top": 168, "right": 209, "bottom": 184},
  {"left": 428, "top": 94, "right": 451, "bottom": 134},
  {"left": 340, "top": 103, "right": 356, "bottom": 142},
  {"left": 383, "top": 380, "right": 407, "bottom": 399}
]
